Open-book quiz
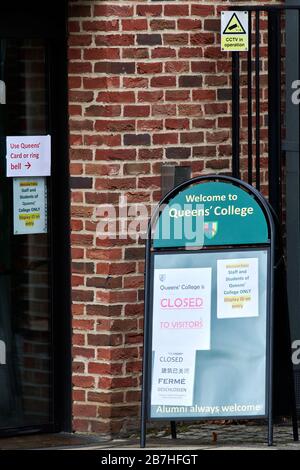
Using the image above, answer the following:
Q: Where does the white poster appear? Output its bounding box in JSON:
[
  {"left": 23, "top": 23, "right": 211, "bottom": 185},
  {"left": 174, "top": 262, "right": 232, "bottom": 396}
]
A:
[
  {"left": 6, "top": 135, "right": 51, "bottom": 177},
  {"left": 217, "top": 258, "right": 259, "bottom": 319},
  {"left": 151, "top": 267, "right": 211, "bottom": 406},
  {"left": 152, "top": 267, "right": 212, "bottom": 350},
  {"left": 151, "top": 349, "right": 196, "bottom": 406},
  {"left": 13, "top": 177, "right": 47, "bottom": 235}
]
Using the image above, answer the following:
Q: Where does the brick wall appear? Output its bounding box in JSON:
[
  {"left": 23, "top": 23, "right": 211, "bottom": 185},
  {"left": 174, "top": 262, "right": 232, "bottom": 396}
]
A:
[{"left": 68, "top": 0, "right": 282, "bottom": 436}]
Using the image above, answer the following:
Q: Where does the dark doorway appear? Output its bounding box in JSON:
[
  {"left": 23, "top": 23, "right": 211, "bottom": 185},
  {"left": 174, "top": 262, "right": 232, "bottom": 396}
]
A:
[{"left": 0, "top": 2, "right": 70, "bottom": 435}]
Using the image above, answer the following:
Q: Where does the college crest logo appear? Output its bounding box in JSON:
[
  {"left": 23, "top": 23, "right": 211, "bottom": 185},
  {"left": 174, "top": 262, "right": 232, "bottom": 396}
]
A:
[{"left": 204, "top": 221, "right": 218, "bottom": 239}]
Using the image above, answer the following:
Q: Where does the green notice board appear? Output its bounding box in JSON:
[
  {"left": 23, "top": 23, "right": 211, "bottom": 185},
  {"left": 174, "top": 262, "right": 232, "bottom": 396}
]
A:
[{"left": 154, "top": 181, "right": 268, "bottom": 248}]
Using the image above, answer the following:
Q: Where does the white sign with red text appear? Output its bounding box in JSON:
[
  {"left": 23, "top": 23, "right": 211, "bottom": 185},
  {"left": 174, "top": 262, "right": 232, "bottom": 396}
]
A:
[
  {"left": 6, "top": 135, "right": 51, "bottom": 177},
  {"left": 152, "top": 267, "right": 212, "bottom": 351},
  {"left": 151, "top": 267, "right": 212, "bottom": 406}
]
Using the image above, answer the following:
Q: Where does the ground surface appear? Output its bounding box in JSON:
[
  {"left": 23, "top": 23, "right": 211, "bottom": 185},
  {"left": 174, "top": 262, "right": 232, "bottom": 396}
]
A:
[{"left": 1, "top": 422, "right": 300, "bottom": 450}]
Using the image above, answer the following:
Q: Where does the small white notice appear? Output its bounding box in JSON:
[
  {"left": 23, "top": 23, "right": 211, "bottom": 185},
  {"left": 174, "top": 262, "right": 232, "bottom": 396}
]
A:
[
  {"left": 217, "top": 258, "right": 259, "bottom": 319},
  {"left": 13, "top": 177, "right": 47, "bottom": 235},
  {"left": 152, "top": 267, "right": 212, "bottom": 351},
  {"left": 6, "top": 135, "right": 51, "bottom": 177},
  {"left": 151, "top": 349, "right": 196, "bottom": 406}
]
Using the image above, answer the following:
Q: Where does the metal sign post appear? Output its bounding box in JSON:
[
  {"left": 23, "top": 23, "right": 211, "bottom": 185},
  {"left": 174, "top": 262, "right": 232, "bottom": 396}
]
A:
[{"left": 140, "top": 175, "right": 298, "bottom": 447}]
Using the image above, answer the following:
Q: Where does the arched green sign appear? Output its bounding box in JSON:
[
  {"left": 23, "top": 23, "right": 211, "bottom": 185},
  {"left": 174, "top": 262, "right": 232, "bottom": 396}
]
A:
[{"left": 153, "top": 181, "right": 269, "bottom": 248}]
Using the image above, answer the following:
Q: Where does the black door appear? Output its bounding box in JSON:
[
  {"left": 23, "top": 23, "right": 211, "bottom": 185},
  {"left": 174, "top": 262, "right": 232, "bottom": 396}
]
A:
[{"left": 0, "top": 2, "right": 70, "bottom": 435}]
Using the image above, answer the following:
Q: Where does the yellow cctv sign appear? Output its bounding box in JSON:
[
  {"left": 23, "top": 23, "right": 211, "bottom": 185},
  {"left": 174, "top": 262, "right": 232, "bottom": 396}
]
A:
[{"left": 221, "top": 11, "right": 249, "bottom": 52}]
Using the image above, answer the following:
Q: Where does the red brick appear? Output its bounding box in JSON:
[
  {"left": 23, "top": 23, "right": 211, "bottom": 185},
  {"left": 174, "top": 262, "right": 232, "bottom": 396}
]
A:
[
  {"left": 88, "top": 362, "right": 123, "bottom": 374},
  {"left": 68, "top": 77, "right": 82, "bottom": 89},
  {"left": 204, "top": 18, "right": 220, "bottom": 32},
  {"left": 82, "top": 20, "right": 119, "bottom": 32},
  {"left": 122, "top": 19, "right": 147, "bottom": 31},
  {"left": 73, "top": 319, "right": 94, "bottom": 331},
  {"left": 178, "top": 19, "right": 201, "bottom": 30},
  {"left": 179, "top": 47, "right": 203, "bottom": 58},
  {"left": 94, "top": 5, "right": 133, "bottom": 18},
  {"left": 139, "top": 148, "right": 163, "bottom": 160},
  {"left": 204, "top": 46, "right": 224, "bottom": 59},
  {"left": 69, "top": 119, "right": 93, "bottom": 131},
  {"left": 83, "top": 48, "right": 120, "bottom": 60},
  {"left": 69, "top": 62, "right": 92, "bottom": 74},
  {"left": 137, "top": 120, "right": 163, "bottom": 132},
  {"left": 94, "top": 120, "right": 135, "bottom": 132},
  {"left": 73, "top": 346, "right": 95, "bottom": 359},
  {"left": 96, "top": 91, "right": 135, "bottom": 103},
  {"left": 192, "top": 61, "right": 216, "bottom": 73},
  {"left": 85, "top": 105, "right": 121, "bottom": 118},
  {"left": 69, "top": 134, "right": 83, "bottom": 146},
  {"left": 164, "top": 61, "right": 189, "bottom": 73},
  {"left": 73, "top": 404, "right": 97, "bottom": 418},
  {"left": 69, "top": 91, "right": 94, "bottom": 103},
  {"left": 83, "top": 77, "right": 119, "bottom": 89},
  {"left": 68, "top": 48, "right": 81, "bottom": 61},
  {"left": 150, "top": 76, "right": 176, "bottom": 88},
  {"left": 180, "top": 132, "right": 204, "bottom": 144},
  {"left": 206, "top": 130, "right": 230, "bottom": 143},
  {"left": 73, "top": 334, "right": 85, "bottom": 346},
  {"left": 190, "top": 33, "right": 215, "bottom": 45},
  {"left": 124, "top": 105, "right": 150, "bottom": 117},
  {"left": 69, "top": 105, "right": 82, "bottom": 117},
  {"left": 191, "top": 5, "right": 215, "bottom": 17},
  {"left": 152, "top": 104, "right": 176, "bottom": 116},
  {"left": 193, "top": 118, "right": 216, "bottom": 129},
  {"left": 124, "top": 163, "right": 150, "bottom": 175},
  {"left": 165, "top": 90, "right": 190, "bottom": 101},
  {"left": 73, "top": 390, "right": 85, "bottom": 402},
  {"left": 204, "top": 103, "right": 228, "bottom": 115},
  {"left": 153, "top": 133, "right": 178, "bottom": 145},
  {"left": 151, "top": 47, "right": 176, "bottom": 59},
  {"left": 85, "top": 164, "right": 121, "bottom": 177},
  {"left": 95, "top": 149, "right": 136, "bottom": 161},
  {"left": 136, "top": 5, "right": 162, "bottom": 17},
  {"left": 150, "top": 20, "right": 175, "bottom": 31},
  {"left": 138, "top": 90, "right": 163, "bottom": 103},
  {"left": 163, "top": 33, "right": 189, "bottom": 46},
  {"left": 69, "top": 35, "right": 92, "bottom": 47},
  {"left": 137, "top": 62, "right": 162, "bottom": 74},
  {"left": 95, "top": 177, "right": 136, "bottom": 190},
  {"left": 192, "top": 90, "right": 216, "bottom": 101},
  {"left": 95, "top": 34, "right": 134, "bottom": 47},
  {"left": 165, "top": 118, "right": 189, "bottom": 130},
  {"left": 88, "top": 392, "right": 124, "bottom": 404},
  {"left": 72, "top": 376, "right": 95, "bottom": 388},
  {"left": 164, "top": 5, "right": 189, "bottom": 16},
  {"left": 123, "top": 77, "right": 148, "bottom": 88},
  {"left": 123, "top": 48, "right": 149, "bottom": 59}
]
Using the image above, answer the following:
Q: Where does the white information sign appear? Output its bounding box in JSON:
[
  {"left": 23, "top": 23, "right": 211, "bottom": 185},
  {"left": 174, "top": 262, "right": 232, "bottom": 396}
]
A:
[
  {"left": 151, "top": 267, "right": 212, "bottom": 406},
  {"left": 6, "top": 135, "right": 51, "bottom": 177},
  {"left": 152, "top": 267, "right": 212, "bottom": 350},
  {"left": 217, "top": 257, "right": 259, "bottom": 319},
  {"left": 13, "top": 177, "right": 47, "bottom": 235},
  {"left": 151, "top": 349, "right": 196, "bottom": 406}
]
